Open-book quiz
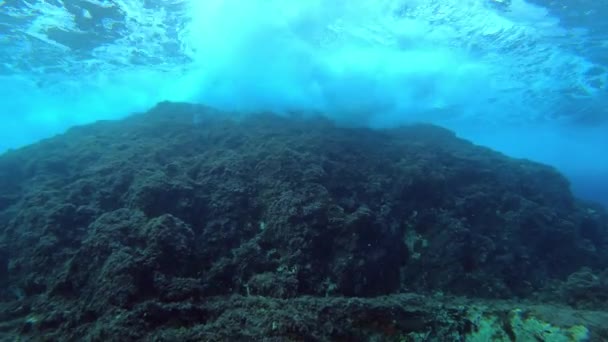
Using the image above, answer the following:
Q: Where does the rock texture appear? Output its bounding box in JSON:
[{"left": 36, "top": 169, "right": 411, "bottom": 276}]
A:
[{"left": 0, "top": 102, "right": 607, "bottom": 341}]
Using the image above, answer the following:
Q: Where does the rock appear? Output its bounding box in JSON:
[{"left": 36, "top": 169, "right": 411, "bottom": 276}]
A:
[{"left": 0, "top": 101, "right": 607, "bottom": 340}]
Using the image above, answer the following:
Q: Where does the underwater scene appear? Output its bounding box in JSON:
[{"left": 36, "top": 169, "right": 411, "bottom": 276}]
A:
[{"left": 0, "top": 0, "right": 608, "bottom": 341}]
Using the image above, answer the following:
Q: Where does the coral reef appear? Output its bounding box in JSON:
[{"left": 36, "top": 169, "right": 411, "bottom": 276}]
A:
[{"left": 0, "top": 102, "right": 607, "bottom": 340}]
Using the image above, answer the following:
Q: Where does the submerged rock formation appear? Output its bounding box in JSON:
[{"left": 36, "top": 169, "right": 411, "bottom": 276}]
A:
[{"left": 0, "top": 102, "right": 607, "bottom": 340}]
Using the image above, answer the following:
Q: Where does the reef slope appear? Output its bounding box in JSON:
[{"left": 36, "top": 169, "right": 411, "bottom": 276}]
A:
[{"left": 0, "top": 102, "right": 607, "bottom": 340}]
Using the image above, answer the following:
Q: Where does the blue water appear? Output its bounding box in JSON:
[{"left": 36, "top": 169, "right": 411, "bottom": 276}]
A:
[{"left": 0, "top": 0, "right": 606, "bottom": 206}]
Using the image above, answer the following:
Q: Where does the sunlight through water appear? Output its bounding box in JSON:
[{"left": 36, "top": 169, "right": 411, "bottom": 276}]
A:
[{"left": 0, "top": 0, "right": 606, "bottom": 204}]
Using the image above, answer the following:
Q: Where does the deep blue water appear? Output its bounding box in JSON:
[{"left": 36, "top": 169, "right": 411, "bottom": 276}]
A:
[{"left": 0, "top": 0, "right": 606, "bottom": 206}]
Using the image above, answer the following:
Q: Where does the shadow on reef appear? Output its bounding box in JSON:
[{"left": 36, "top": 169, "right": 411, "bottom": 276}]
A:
[{"left": 0, "top": 102, "right": 607, "bottom": 340}]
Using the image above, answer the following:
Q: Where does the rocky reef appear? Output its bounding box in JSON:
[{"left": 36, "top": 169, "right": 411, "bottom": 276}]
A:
[{"left": 0, "top": 102, "right": 607, "bottom": 341}]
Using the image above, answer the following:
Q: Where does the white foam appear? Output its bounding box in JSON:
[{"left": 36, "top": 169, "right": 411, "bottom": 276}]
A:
[
  {"left": 0, "top": 1, "right": 606, "bottom": 206},
  {"left": 170, "top": 0, "right": 605, "bottom": 127}
]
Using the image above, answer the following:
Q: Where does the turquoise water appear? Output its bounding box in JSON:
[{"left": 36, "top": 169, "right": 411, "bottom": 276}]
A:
[{"left": 0, "top": 0, "right": 606, "bottom": 205}]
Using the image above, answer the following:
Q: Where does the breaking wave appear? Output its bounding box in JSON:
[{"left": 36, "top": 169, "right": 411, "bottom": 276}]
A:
[{"left": 0, "top": 0, "right": 606, "bottom": 203}]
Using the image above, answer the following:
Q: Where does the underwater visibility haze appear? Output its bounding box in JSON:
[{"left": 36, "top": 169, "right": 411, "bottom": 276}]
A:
[
  {"left": 2, "top": 0, "right": 608, "bottom": 340},
  {"left": 0, "top": 0, "right": 607, "bottom": 205}
]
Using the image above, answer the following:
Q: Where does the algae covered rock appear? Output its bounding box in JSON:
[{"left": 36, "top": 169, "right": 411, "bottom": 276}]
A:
[
  {"left": 467, "top": 307, "right": 589, "bottom": 342},
  {"left": 0, "top": 102, "right": 607, "bottom": 340}
]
